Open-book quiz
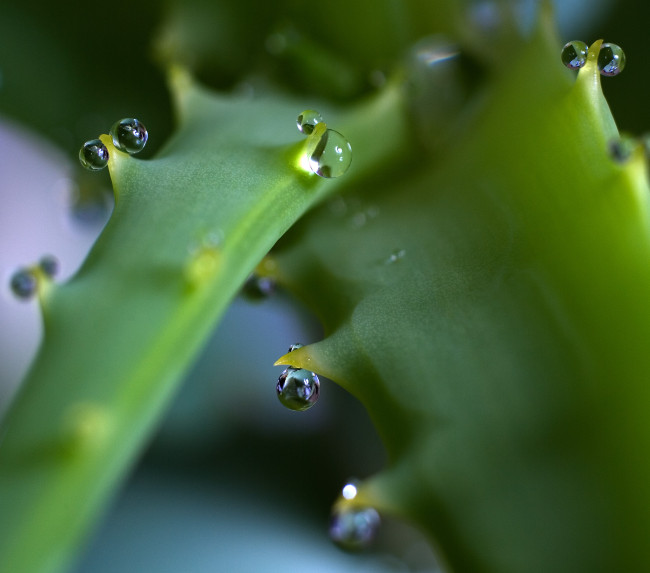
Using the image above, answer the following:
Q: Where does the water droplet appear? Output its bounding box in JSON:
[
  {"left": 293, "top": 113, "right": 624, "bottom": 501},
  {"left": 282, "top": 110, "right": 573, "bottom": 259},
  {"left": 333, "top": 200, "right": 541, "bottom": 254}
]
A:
[
  {"left": 243, "top": 274, "right": 276, "bottom": 300},
  {"left": 276, "top": 367, "right": 320, "bottom": 411},
  {"left": 330, "top": 506, "right": 381, "bottom": 550},
  {"left": 561, "top": 40, "right": 588, "bottom": 70},
  {"left": 385, "top": 249, "right": 406, "bottom": 264},
  {"left": 110, "top": 118, "right": 148, "bottom": 154},
  {"left": 297, "top": 110, "right": 324, "bottom": 135},
  {"left": 341, "top": 482, "right": 358, "bottom": 500},
  {"left": 608, "top": 136, "right": 637, "bottom": 163},
  {"left": 309, "top": 129, "right": 352, "bottom": 178},
  {"left": 39, "top": 255, "right": 60, "bottom": 278},
  {"left": 10, "top": 268, "right": 36, "bottom": 300},
  {"left": 598, "top": 43, "right": 626, "bottom": 77},
  {"left": 288, "top": 342, "right": 304, "bottom": 353},
  {"left": 79, "top": 139, "right": 109, "bottom": 171}
]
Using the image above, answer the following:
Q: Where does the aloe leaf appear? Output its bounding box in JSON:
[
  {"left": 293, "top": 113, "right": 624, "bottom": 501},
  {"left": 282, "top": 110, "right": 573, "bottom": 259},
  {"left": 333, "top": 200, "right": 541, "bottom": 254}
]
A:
[
  {"left": 0, "top": 68, "right": 408, "bottom": 572},
  {"left": 274, "top": 15, "right": 650, "bottom": 573}
]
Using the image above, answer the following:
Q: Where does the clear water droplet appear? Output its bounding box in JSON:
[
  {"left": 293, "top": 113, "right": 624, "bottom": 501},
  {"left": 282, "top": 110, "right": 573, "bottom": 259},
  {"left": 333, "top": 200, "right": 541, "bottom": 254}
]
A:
[
  {"left": 330, "top": 506, "right": 381, "bottom": 550},
  {"left": 39, "top": 255, "right": 60, "bottom": 278},
  {"left": 110, "top": 118, "right": 148, "bottom": 154},
  {"left": 309, "top": 129, "right": 352, "bottom": 178},
  {"left": 243, "top": 274, "right": 276, "bottom": 300},
  {"left": 598, "top": 43, "right": 626, "bottom": 77},
  {"left": 288, "top": 343, "right": 304, "bottom": 353},
  {"left": 297, "top": 110, "right": 324, "bottom": 135},
  {"left": 10, "top": 268, "right": 36, "bottom": 300},
  {"left": 341, "top": 482, "right": 358, "bottom": 500},
  {"left": 276, "top": 367, "right": 320, "bottom": 411},
  {"left": 561, "top": 40, "right": 588, "bottom": 70},
  {"left": 79, "top": 139, "right": 109, "bottom": 171}
]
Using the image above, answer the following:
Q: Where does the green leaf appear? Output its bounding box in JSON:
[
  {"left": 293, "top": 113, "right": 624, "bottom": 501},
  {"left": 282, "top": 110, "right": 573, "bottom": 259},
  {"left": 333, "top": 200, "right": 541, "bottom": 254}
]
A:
[
  {"left": 0, "top": 69, "right": 408, "bottom": 572},
  {"left": 274, "top": 17, "right": 650, "bottom": 573}
]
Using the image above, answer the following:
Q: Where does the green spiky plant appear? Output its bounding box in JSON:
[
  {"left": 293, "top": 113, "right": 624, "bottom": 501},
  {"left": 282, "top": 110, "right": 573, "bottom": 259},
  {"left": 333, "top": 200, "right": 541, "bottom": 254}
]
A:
[{"left": 2, "top": 0, "right": 650, "bottom": 571}]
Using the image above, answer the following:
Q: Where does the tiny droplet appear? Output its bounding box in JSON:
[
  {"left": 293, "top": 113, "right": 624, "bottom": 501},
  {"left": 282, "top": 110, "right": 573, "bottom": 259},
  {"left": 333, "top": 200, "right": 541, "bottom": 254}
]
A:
[
  {"left": 608, "top": 136, "right": 637, "bottom": 163},
  {"left": 79, "top": 139, "right": 109, "bottom": 171},
  {"left": 598, "top": 43, "right": 626, "bottom": 77},
  {"left": 330, "top": 506, "right": 381, "bottom": 550},
  {"left": 297, "top": 110, "right": 324, "bottom": 135},
  {"left": 110, "top": 118, "right": 148, "bottom": 154},
  {"left": 243, "top": 274, "right": 276, "bottom": 300},
  {"left": 288, "top": 343, "right": 304, "bottom": 353},
  {"left": 385, "top": 249, "right": 406, "bottom": 264},
  {"left": 276, "top": 367, "right": 320, "bottom": 411},
  {"left": 309, "top": 129, "right": 352, "bottom": 178},
  {"left": 341, "top": 482, "right": 358, "bottom": 500},
  {"left": 10, "top": 268, "right": 37, "bottom": 300},
  {"left": 560, "top": 40, "right": 588, "bottom": 70},
  {"left": 39, "top": 255, "right": 60, "bottom": 278}
]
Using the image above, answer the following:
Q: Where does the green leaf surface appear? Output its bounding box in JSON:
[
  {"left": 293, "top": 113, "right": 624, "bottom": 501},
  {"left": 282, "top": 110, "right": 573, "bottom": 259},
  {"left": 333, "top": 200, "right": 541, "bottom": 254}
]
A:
[
  {"left": 0, "top": 69, "right": 408, "bottom": 572},
  {"left": 274, "top": 19, "right": 650, "bottom": 573}
]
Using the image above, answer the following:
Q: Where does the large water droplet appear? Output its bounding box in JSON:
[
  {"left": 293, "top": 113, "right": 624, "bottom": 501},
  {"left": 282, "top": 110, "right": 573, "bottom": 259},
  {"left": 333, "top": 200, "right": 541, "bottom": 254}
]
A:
[
  {"left": 276, "top": 367, "right": 320, "bottom": 411},
  {"left": 309, "top": 129, "right": 352, "bottom": 178},
  {"left": 10, "top": 268, "right": 37, "bottom": 300},
  {"left": 297, "top": 110, "right": 323, "bottom": 135},
  {"left": 39, "top": 255, "right": 60, "bottom": 278},
  {"left": 598, "top": 43, "right": 625, "bottom": 77},
  {"left": 110, "top": 118, "right": 148, "bottom": 154},
  {"left": 330, "top": 506, "right": 381, "bottom": 550},
  {"left": 79, "top": 139, "right": 109, "bottom": 171},
  {"left": 560, "top": 40, "right": 588, "bottom": 70}
]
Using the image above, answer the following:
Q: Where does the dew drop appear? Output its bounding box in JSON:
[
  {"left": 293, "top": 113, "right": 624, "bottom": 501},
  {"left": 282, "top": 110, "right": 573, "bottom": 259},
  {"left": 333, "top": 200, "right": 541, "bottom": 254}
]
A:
[
  {"left": 560, "top": 40, "right": 588, "bottom": 70},
  {"left": 297, "top": 110, "right": 324, "bottom": 135},
  {"left": 309, "top": 129, "right": 352, "bottom": 178},
  {"left": 39, "top": 255, "right": 60, "bottom": 278},
  {"left": 598, "top": 43, "right": 626, "bottom": 77},
  {"left": 288, "top": 342, "right": 304, "bottom": 353},
  {"left": 110, "top": 118, "right": 148, "bottom": 154},
  {"left": 608, "top": 136, "right": 637, "bottom": 163},
  {"left": 243, "top": 274, "right": 276, "bottom": 300},
  {"left": 330, "top": 506, "right": 381, "bottom": 550},
  {"left": 276, "top": 367, "right": 320, "bottom": 411},
  {"left": 341, "top": 482, "right": 358, "bottom": 500},
  {"left": 79, "top": 139, "right": 109, "bottom": 171},
  {"left": 10, "top": 268, "right": 36, "bottom": 300}
]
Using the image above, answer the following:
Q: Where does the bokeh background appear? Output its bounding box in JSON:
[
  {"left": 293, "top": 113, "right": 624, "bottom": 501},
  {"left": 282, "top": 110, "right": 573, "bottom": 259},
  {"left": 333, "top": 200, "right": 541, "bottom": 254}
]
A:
[{"left": 0, "top": 0, "right": 645, "bottom": 570}]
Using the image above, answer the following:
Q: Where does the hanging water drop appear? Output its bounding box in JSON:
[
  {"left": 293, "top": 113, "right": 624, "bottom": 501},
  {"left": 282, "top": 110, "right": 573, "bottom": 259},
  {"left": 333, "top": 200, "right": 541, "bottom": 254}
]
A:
[
  {"left": 329, "top": 506, "right": 381, "bottom": 550},
  {"left": 243, "top": 274, "right": 276, "bottom": 300},
  {"left": 560, "top": 40, "right": 588, "bottom": 70},
  {"left": 276, "top": 367, "right": 320, "bottom": 411},
  {"left": 297, "top": 110, "right": 324, "bottom": 135},
  {"left": 39, "top": 255, "right": 60, "bottom": 278},
  {"left": 110, "top": 118, "right": 148, "bottom": 154},
  {"left": 10, "top": 268, "right": 36, "bottom": 300},
  {"left": 309, "top": 129, "right": 352, "bottom": 178},
  {"left": 79, "top": 139, "right": 109, "bottom": 171},
  {"left": 598, "top": 43, "right": 626, "bottom": 77}
]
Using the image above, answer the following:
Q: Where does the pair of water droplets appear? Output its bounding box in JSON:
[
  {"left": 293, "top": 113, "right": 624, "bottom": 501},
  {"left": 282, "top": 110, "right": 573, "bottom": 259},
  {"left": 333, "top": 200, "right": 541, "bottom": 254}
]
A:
[
  {"left": 561, "top": 40, "right": 626, "bottom": 76},
  {"left": 79, "top": 118, "right": 148, "bottom": 171},
  {"left": 10, "top": 255, "right": 59, "bottom": 300}
]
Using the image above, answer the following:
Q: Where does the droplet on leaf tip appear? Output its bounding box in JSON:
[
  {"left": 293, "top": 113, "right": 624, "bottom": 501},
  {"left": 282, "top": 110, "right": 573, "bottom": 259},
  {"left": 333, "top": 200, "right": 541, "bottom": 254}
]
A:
[
  {"left": 39, "top": 255, "right": 60, "bottom": 278},
  {"left": 297, "top": 110, "right": 324, "bottom": 135},
  {"left": 288, "top": 342, "right": 304, "bottom": 353},
  {"left": 276, "top": 367, "right": 320, "bottom": 411},
  {"left": 561, "top": 40, "right": 588, "bottom": 70},
  {"left": 10, "top": 268, "right": 37, "bottom": 300},
  {"left": 308, "top": 129, "right": 352, "bottom": 179},
  {"left": 110, "top": 118, "right": 148, "bottom": 154},
  {"left": 79, "top": 139, "right": 109, "bottom": 171},
  {"left": 598, "top": 43, "right": 625, "bottom": 77},
  {"left": 329, "top": 506, "right": 381, "bottom": 550}
]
